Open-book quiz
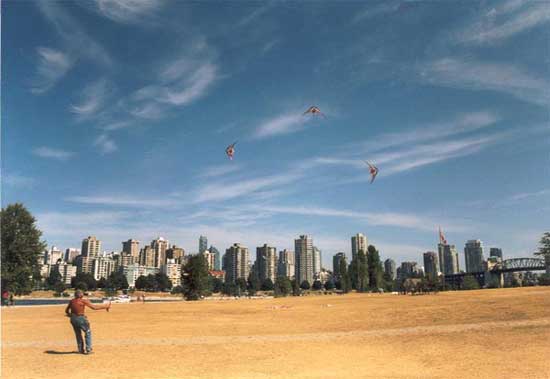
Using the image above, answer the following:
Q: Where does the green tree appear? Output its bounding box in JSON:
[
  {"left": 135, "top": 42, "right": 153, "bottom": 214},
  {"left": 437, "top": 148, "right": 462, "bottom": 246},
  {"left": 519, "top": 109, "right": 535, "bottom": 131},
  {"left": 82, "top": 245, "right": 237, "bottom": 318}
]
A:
[
  {"left": 291, "top": 279, "right": 301, "bottom": 296},
  {"left": 236, "top": 278, "right": 248, "bottom": 296},
  {"left": 356, "top": 250, "right": 369, "bottom": 292},
  {"left": 1, "top": 204, "right": 47, "bottom": 294},
  {"left": 261, "top": 278, "right": 274, "bottom": 291},
  {"left": 274, "top": 276, "right": 292, "bottom": 297},
  {"left": 348, "top": 259, "right": 358, "bottom": 290},
  {"left": 154, "top": 273, "right": 172, "bottom": 292},
  {"left": 134, "top": 275, "right": 149, "bottom": 290},
  {"left": 300, "top": 280, "right": 310, "bottom": 290},
  {"left": 211, "top": 277, "right": 224, "bottom": 293},
  {"left": 312, "top": 280, "right": 323, "bottom": 291},
  {"left": 538, "top": 274, "right": 550, "bottom": 286},
  {"left": 337, "top": 259, "right": 352, "bottom": 293},
  {"left": 367, "top": 245, "right": 383, "bottom": 290},
  {"left": 171, "top": 285, "right": 184, "bottom": 294},
  {"left": 108, "top": 271, "right": 129, "bottom": 290},
  {"left": 223, "top": 282, "right": 238, "bottom": 296},
  {"left": 54, "top": 281, "right": 67, "bottom": 295},
  {"left": 535, "top": 232, "right": 550, "bottom": 256},
  {"left": 183, "top": 254, "right": 210, "bottom": 300},
  {"left": 247, "top": 271, "right": 261, "bottom": 294},
  {"left": 97, "top": 277, "right": 108, "bottom": 289},
  {"left": 75, "top": 281, "right": 88, "bottom": 291},
  {"left": 324, "top": 280, "right": 335, "bottom": 290},
  {"left": 71, "top": 273, "right": 97, "bottom": 290},
  {"left": 462, "top": 275, "right": 480, "bottom": 290},
  {"left": 46, "top": 267, "right": 63, "bottom": 290}
]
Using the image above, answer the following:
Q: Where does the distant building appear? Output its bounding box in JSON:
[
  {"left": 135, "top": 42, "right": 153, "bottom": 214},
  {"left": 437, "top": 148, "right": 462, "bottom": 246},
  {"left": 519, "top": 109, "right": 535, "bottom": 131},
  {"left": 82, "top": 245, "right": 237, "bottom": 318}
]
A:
[
  {"left": 313, "top": 246, "right": 322, "bottom": 275},
  {"left": 162, "top": 259, "right": 182, "bottom": 287},
  {"left": 490, "top": 248, "right": 503, "bottom": 260},
  {"left": 398, "top": 261, "right": 418, "bottom": 281},
  {"left": 199, "top": 235, "right": 208, "bottom": 254},
  {"left": 166, "top": 245, "right": 185, "bottom": 264},
  {"left": 351, "top": 233, "right": 368, "bottom": 260},
  {"left": 278, "top": 250, "right": 295, "bottom": 279},
  {"left": 295, "top": 235, "right": 314, "bottom": 286},
  {"left": 55, "top": 262, "right": 77, "bottom": 285},
  {"left": 92, "top": 256, "right": 116, "bottom": 281},
  {"left": 64, "top": 248, "right": 80, "bottom": 264},
  {"left": 384, "top": 258, "right": 396, "bottom": 280},
  {"left": 209, "top": 245, "right": 221, "bottom": 270},
  {"left": 439, "top": 240, "right": 460, "bottom": 275},
  {"left": 256, "top": 244, "right": 277, "bottom": 283},
  {"left": 116, "top": 252, "right": 135, "bottom": 269},
  {"left": 151, "top": 237, "right": 169, "bottom": 268},
  {"left": 423, "top": 251, "right": 439, "bottom": 279},
  {"left": 465, "top": 240, "right": 484, "bottom": 273},
  {"left": 39, "top": 264, "right": 50, "bottom": 279},
  {"left": 209, "top": 270, "right": 225, "bottom": 281},
  {"left": 47, "top": 246, "right": 63, "bottom": 265},
  {"left": 139, "top": 246, "right": 155, "bottom": 267},
  {"left": 122, "top": 239, "right": 140, "bottom": 260},
  {"left": 202, "top": 250, "right": 216, "bottom": 270},
  {"left": 224, "top": 243, "right": 250, "bottom": 283},
  {"left": 333, "top": 252, "right": 347, "bottom": 280},
  {"left": 314, "top": 268, "right": 332, "bottom": 284},
  {"left": 123, "top": 264, "right": 160, "bottom": 288},
  {"left": 82, "top": 236, "right": 101, "bottom": 257},
  {"left": 74, "top": 255, "right": 94, "bottom": 275}
]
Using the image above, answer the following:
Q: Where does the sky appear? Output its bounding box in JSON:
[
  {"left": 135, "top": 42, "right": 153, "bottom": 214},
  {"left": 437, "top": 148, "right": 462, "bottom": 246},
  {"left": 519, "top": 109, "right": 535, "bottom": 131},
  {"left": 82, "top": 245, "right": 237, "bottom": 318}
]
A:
[{"left": 2, "top": 0, "right": 549, "bottom": 269}]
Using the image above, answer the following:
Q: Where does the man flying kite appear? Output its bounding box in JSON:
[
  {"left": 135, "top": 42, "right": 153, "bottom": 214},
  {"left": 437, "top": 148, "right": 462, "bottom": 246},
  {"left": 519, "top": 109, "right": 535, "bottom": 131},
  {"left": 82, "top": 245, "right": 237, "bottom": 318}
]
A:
[{"left": 364, "top": 161, "right": 379, "bottom": 183}]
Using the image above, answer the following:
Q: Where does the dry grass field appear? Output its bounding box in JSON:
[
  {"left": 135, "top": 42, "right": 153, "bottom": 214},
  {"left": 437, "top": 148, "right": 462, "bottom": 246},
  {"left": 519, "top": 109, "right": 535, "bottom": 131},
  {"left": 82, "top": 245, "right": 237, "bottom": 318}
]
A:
[{"left": 2, "top": 287, "right": 550, "bottom": 379}]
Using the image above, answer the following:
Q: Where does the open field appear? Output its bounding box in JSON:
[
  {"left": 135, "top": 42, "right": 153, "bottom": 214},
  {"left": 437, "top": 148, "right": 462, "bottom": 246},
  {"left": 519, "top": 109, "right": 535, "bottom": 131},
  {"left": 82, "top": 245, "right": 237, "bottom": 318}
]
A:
[{"left": 2, "top": 287, "right": 550, "bottom": 379}]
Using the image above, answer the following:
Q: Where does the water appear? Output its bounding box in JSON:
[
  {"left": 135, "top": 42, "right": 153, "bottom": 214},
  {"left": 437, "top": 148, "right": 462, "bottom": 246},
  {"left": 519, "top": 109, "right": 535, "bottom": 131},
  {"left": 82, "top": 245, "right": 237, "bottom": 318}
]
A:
[{"left": 6, "top": 299, "right": 104, "bottom": 307}]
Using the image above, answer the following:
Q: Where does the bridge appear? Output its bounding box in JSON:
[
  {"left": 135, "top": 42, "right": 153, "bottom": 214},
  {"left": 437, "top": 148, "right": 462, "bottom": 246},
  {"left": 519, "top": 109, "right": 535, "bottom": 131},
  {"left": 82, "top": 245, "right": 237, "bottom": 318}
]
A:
[{"left": 444, "top": 257, "right": 548, "bottom": 288}]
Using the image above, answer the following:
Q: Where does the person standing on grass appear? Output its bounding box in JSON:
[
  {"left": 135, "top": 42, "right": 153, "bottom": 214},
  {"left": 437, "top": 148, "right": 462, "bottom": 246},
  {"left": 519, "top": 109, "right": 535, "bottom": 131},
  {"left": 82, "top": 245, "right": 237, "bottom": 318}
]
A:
[{"left": 65, "top": 290, "right": 110, "bottom": 354}]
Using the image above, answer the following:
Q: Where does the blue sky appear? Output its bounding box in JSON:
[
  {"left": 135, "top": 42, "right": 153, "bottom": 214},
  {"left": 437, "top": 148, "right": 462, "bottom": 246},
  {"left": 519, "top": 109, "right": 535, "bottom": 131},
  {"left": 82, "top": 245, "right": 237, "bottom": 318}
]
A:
[{"left": 2, "top": 0, "right": 549, "bottom": 268}]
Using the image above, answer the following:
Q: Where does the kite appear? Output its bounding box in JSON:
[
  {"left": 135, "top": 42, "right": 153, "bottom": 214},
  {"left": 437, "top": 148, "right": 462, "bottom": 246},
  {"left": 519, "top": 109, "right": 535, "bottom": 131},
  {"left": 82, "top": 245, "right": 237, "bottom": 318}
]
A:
[
  {"left": 226, "top": 142, "right": 237, "bottom": 160},
  {"left": 303, "top": 106, "right": 325, "bottom": 118},
  {"left": 364, "top": 161, "right": 379, "bottom": 183},
  {"left": 439, "top": 227, "right": 447, "bottom": 245}
]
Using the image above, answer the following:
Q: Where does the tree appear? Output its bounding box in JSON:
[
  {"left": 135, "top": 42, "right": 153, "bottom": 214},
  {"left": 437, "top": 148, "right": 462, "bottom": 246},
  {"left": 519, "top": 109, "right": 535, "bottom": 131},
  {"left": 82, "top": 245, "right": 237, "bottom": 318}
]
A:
[
  {"left": 462, "top": 275, "right": 480, "bottom": 290},
  {"left": 182, "top": 254, "right": 210, "bottom": 300},
  {"left": 75, "top": 282, "right": 88, "bottom": 291},
  {"left": 291, "top": 279, "right": 301, "bottom": 296},
  {"left": 348, "top": 259, "right": 358, "bottom": 290},
  {"left": 538, "top": 274, "right": 550, "bottom": 286},
  {"left": 274, "top": 276, "right": 292, "bottom": 297},
  {"left": 300, "top": 280, "right": 310, "bottom": 290},
  {"left": 223, "top": 282, "right": 238, "bottom": 296},
  {"left": 97, "top": 277, "right": 108, "bottom": 289},
  {"left": 324, "top": 280, "right": 335, "bottom": 290},
  {"left": 171, "top": 285, "right": 184, "bottom": 294},
  {"left": 247, "top": 271, "right": 261, "bottom": 294},
  {"left": 108, "top": 271, "right": 129, "bottom": 290},
  {"left": 46, "top": 267, "right": 63, "bottom": 290},
  {"left": 261, "top": 278, "right": 274, "bottom": 291},
  {"left": 154, "top": 273, "right": 172, "bottom": 292},
  {"left": 1, "top": 204, "right": 47, "bottom": 294},
  {"left": 134, "top": 275, "right": 149, "bottom": 290},
  {"left": 54, "top": 282, "right": 67, "bottom": 295},
  {"left": 211, "top": 277, "right": 224, "bottom": 293},
  {"left": 312, "top": 280, "right": 323, "bottom": 291},
  {"left": 356, "top": 250, "right": 369, "bottom": 292},
  {"left": 236, "top": 278, "right": 248, "bottom": 296},
  {"left": 367, "top": 245, "right": 383, "bottom": 290},
  {"left": 535, "top": 232, "right": 550, "bottom": 256},
  {"left": 71, "top": 273, "right": 97, "bottom": 290}
]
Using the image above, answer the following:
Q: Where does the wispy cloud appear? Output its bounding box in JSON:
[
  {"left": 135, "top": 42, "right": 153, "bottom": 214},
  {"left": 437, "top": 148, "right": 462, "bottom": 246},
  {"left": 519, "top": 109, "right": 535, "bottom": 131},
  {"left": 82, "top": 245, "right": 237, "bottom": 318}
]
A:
[
  {"left": 195, "top": 172, "right": 300, "bottom": 203},
  {"left": 510, "top": 189, "right": 550, "bottom": 201},
  {"left": 37, "top": 2, "right": 112, "bottom": 67},
  {"left": 199, "top": 164, "right": 243, "bottom": 179},
  {"left": 352, "top": 1, "right": 400, "bottom": 23},
  {"left": 32, "top": 146, "right": 75, "bottom": 161},
  {"left": 71, "top": 79, "right": 110, "bottom": 118},
  {"left": 31, "top": 47, "right": 74, "bottom": 94},
  {"left": 238, "top": 3, "right": 273, "bottom": 27},
  {"left": 93, "top": 0, "right": 164, "bottom": 24},
  {"left": 456, "top": 1, "right": 550, "bottom": 45},
  {"left": 419, "top": 57, "right": 550, "bottom": 106},
  {"left": 94, "top": 134, "right": 117, "bottom": 154},
  {"left": 2, "top": 174, "right": 36, "bottom": 188},
  {"left": 253, "top": 112, "right": 314, "bottom": 139},
  {"left": 66, "top": 195, "right": 178, "bottom": 208}
]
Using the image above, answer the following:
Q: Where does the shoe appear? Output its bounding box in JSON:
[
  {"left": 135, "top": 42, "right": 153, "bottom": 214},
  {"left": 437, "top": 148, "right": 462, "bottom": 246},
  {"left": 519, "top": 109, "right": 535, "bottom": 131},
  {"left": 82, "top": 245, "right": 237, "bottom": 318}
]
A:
[{"left": 84, "top": 350, "right": 94, "bottom": 355}]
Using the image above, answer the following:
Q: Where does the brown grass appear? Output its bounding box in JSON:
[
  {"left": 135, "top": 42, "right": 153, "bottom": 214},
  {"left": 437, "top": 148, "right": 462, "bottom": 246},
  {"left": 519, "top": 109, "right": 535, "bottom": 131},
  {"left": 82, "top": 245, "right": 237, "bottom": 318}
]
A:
[{"left": 2, "top": 287, "right": 550, "bottom": 378}]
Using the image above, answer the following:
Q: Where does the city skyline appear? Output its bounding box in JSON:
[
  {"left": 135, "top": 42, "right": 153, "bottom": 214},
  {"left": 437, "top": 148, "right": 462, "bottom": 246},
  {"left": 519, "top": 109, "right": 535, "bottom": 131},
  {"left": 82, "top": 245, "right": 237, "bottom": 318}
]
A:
[{"left": 2, "top": 1, "right": 549, "bottom": 268}]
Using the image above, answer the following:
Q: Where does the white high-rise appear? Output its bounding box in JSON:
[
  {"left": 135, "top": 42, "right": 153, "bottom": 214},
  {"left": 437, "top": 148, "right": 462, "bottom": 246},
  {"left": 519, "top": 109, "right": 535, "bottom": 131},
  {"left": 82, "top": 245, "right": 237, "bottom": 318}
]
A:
[
  {"left": 256, "top": 244, "right": 277, "bottom": 283},
  {"left": 313, "top": 246, "right": 322, "bottom": 275},
  {"left": 351, "top": 233, "right": 368, "bottom": 260},
  {"left": 295, "top": 235, "right": 314, "bottom": 286},
  {"left": 82, "top": 236, "right": 101, "bottom": 257}
]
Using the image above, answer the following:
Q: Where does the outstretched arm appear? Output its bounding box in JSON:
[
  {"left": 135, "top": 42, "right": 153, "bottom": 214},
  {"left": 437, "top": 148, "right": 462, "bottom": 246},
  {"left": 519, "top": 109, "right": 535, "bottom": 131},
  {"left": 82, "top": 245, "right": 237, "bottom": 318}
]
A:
[{"left": 84, "top": 299, "right": 111, "bottom": 311}]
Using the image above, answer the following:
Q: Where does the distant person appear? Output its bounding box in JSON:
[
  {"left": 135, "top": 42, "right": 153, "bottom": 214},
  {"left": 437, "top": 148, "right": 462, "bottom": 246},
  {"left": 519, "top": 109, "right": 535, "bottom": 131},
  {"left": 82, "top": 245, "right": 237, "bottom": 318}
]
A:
[
  {"left": 65, "top": 290, "right": 110, "bottom": 354},
  {"left": 1, "top": 290, "right": 9, "bottom": 306},
  {"left": 9, "top": 293, "right": 14, "bottom": 306}
]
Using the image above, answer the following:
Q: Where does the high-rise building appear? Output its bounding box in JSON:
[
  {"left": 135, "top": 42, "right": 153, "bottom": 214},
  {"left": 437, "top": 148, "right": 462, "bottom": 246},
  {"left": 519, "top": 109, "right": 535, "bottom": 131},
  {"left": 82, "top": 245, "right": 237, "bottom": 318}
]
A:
[
  {"left": 398, "top": 261, "right": 418, "bottom": 281},
  {"left": 490, "top": 248, "right": 503, "bottom": 260},
  {"left": 209, "top": 245, "right": 221, "bottom": 270},
  {"left": 122, "top": 239, "right": 140, "bottom": 260},
  {"left": 333, "top": 253, "right": 347, "bottom": 281},
  {"left": 151, "top": 237, "right": 169, "bottom": 268},
  {"left": 91, "top": 256, "right": 116, "bottom": 280},
  {"left": 123, "top": 264, "right": 160, "bottom": 288},
  {"left": 313, "top": 246, "right": 322, "bottom": 275},
  {"left": 55, "top": 262, "right": 77, "bottom": 285},
  {"left": 139, "top": 246, "right": 155, "bottom": 267},
  {"left": 64, "top": 248, "right": 80, "bottom": 264},
  {"left": 162, "top": 258, "right": 182, "bottom": 287},
  {"left": 81, "top": 236, "right": 101, "bottom": 257},
  {"left": 384, "top": 258, "right": 396, "bottom": 280},
  {"left": 465, "top": 240, "right": 484, "bottom": 273},
  {"left": 202, "top": 250, "right": 216, "bottom": 270},
  {"left": 166, "top": 245, "right": 185, "bottom": 263},
  {"left": 295, "top": 235, "right": 314, "bottom": 286},
  {"left": 224, "top": 243, "right": 250, "bottom": 283},
  {"left": 256, "top": 244, "right": 277, "bottom": 283},
  {"left": 423, "top": 251, "right": 439, "bottom": 279},
  {"left": 74, "top": 255, "right": 94, "bottom": 275},
  {"left": 351, "top": 233, "right": 368, "bottom": 260},
  {"left": 47, "top": 246, "right": 63, "bottom": 265},
  {"left": 199, "top": 236, "right": 208, "bottom": 254},
  {"left": 277, "top": 250, "right": 295, "bottom": 279},
  {"left": 439, "top": 242, "right": 459, "bottom": 275}
]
